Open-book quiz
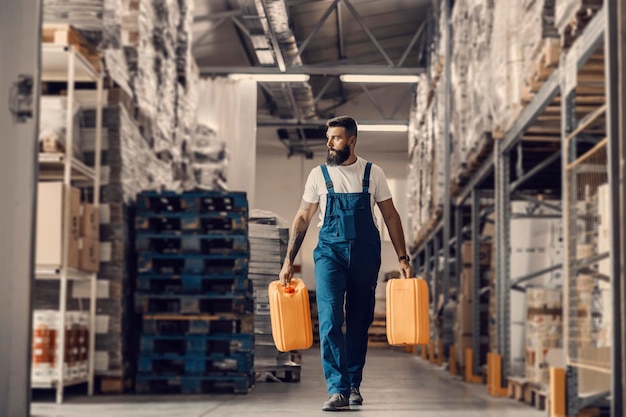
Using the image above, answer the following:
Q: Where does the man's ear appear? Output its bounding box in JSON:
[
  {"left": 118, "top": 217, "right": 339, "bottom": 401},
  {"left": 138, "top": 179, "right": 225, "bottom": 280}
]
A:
[{"left": 349, "top": 136, "right": 357, "bottom": 146}]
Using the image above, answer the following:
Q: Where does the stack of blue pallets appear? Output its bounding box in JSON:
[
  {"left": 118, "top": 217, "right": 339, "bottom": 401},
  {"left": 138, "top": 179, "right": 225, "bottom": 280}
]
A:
[{"left": 133, "top": 190, "right": 254, "bottom": 394}]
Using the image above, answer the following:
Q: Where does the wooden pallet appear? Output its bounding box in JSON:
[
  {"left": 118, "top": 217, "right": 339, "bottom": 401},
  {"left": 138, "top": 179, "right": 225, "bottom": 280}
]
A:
[
  {"left": 42, "top": 24, "right": 101, "bottom": 72},
  {"left": 99, "top": 375, "right": 133, "bottom": 394},
  {"left": 255, "top": 365, "right": 301, "bottom": 383},
  {"left": 507, "top": 377, "right": 531, "bottom": 402},
  {"left": 522, "top": 38, "right": 561, "bottom": 104},
  {"left": 529, "top": 385, "right": 548, "bottom": 411}
]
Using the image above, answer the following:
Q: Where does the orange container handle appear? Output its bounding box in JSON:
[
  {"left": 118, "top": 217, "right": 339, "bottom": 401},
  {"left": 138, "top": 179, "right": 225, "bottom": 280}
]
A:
[{"left": 284, "top": 286, "right": 295, "bottom": 294}]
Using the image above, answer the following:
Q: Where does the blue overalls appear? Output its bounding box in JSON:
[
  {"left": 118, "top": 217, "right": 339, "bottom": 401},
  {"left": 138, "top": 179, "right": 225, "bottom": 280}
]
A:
[{"left": 314, "top": 162, "right": 381, "bottom": 397}]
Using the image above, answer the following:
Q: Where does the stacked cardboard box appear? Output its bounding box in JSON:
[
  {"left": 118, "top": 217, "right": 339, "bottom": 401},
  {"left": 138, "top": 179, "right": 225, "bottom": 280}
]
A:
[
  {"left": 454, "top": 241, "right": 491, "bottom": 368},
  {"left": 525, "top": 287, "right": 562, "bottom": 387}
]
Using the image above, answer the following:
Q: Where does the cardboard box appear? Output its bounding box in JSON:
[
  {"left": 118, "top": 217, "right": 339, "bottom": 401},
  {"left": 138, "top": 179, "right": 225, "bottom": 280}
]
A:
[
  {"left": 36, "top": 182, "right": 80, "bottom": 268},
  {"left": 80, "top": 203, "right": 99, "bottom": 239},
  {"left": 80, "top": 237, "right": 100, "bottom": 272},
  {"left": 461, "top": 241, "right": 491, "bottom": 267},
  {"left": 456, "top": 294, "right": 473, "bottom": 335}
]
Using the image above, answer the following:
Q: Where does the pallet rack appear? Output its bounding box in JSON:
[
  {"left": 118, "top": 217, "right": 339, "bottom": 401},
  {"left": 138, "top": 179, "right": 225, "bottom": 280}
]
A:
[
  {"left": 32, "top": 43, "right": 103, "bottom": 404},
  {"left": 412, "top": 2, "right": 624, "bottom": 414}
]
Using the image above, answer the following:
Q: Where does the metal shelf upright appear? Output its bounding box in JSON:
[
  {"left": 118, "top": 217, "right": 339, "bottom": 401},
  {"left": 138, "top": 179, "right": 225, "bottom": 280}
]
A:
[
  {"left": 561, "top": 3, "right": 621, "bottom": 414},
  {"left": 35, "top": 43, "right": 103, "bottom": 404}
]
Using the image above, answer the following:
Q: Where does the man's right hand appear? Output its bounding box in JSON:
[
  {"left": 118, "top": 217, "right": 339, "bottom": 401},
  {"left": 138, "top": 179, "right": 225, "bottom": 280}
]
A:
[{"left": 279, "top": 262, "right": 294, "bottom": 286}]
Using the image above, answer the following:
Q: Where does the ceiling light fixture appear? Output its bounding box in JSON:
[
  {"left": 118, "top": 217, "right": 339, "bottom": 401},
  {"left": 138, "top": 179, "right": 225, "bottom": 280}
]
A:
[
  {"left": 228, "top": 73, "right": 310, "bottom": 82},
  {"left": 359, "top": 124, "right": 409, "bottom": 132},
  {"left": 339, "top": 74, "right": 419, "bottom": 83}
]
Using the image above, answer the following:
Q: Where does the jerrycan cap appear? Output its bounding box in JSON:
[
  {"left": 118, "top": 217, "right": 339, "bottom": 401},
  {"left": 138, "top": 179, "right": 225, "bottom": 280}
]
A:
[{"left": 284, "top": 286, "right": 295, "bottom": 294}]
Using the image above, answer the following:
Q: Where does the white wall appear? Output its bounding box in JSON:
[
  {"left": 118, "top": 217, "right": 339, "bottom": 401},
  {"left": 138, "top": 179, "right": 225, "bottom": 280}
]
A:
[{"left": 254, "top": 127, "right": 411, "bottom": 290}]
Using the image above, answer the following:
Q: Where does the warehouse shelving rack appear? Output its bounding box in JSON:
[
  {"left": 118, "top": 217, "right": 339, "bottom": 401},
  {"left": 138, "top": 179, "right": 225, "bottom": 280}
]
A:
[
  {"left": 34, "top": 43, "right": 103, "bottom": 404},
  {"left": 412, "top": 2, "right": 624, "bottom": 414}
]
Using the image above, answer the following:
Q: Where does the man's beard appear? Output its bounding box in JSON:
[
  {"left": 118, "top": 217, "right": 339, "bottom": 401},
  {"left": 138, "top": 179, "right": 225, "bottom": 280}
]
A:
[{"left": 326, "top": 146, "right": 350, "bottom": 166}]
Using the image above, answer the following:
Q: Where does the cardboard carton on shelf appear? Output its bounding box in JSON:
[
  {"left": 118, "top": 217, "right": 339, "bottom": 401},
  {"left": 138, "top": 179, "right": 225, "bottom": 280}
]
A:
[
  {"left": 80, "top": 203, "right": 99, "bottom": 240},
  {"left": 36, "top": 182, "right": 81, "bottom": 269},
  {"left": 461, "top": 241, "right": 491, "bottom": 267}
]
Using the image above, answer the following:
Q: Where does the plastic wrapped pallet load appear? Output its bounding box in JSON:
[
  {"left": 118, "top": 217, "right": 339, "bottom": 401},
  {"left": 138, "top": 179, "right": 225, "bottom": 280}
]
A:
[
  {"left": 489, "top": 0, "right": 524, "bottom": 137},
  {"left": 450, "top": 0, "right": 494, "bottom": 179}
]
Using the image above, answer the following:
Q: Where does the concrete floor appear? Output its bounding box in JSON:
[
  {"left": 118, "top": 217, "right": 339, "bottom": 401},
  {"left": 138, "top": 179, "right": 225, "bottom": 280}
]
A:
[{"left": 32, "top": 347, "right": 544, "bottom": 417}]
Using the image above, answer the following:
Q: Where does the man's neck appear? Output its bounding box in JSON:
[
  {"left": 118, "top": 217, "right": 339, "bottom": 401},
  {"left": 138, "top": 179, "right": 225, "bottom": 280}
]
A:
[{"left": 342, "top": 155, "right": 358, "bottom": 166}]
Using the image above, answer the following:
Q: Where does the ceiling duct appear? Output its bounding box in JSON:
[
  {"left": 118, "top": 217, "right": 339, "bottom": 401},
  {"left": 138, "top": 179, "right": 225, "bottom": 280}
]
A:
[{"left": 236, "top": 0, "right": 317, "bottom": 121}]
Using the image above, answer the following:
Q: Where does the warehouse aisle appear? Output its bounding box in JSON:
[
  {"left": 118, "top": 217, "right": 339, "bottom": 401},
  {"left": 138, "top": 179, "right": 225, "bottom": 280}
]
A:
[{"left": 31, "top": 347, "right": 543, "bottom": 417}]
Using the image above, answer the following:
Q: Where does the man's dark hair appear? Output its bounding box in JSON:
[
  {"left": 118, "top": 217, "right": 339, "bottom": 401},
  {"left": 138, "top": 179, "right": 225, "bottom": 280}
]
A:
[{"left": 327, "top": 116, "right": 358, "bottom": 139}]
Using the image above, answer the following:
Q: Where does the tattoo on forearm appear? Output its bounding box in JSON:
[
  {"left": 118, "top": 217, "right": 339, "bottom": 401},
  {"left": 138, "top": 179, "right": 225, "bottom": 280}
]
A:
[
  {"left": 287, "top": 229, "right": 307, "bottom": 263},
  {"left": 286, "top": 200, "right": 313, "bottom": 263}
]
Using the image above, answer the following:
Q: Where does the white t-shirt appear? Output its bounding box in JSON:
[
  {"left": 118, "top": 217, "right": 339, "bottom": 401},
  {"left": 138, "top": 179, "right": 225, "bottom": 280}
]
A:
[{"left": 302, "top": 157, "right": 393, "bottom": 227}]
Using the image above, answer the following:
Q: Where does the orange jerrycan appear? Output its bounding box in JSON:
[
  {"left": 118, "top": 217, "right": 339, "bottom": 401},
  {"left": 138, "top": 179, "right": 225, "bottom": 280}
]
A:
[
  {"left": 386, "top": 277, "right": 430, "bottom": 345},
  {"left": 268, "top": 278, "right": 313, "bottom": 352}
]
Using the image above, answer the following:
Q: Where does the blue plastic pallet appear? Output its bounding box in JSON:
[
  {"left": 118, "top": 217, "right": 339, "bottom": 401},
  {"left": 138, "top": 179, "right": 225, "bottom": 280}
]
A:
[
  {"left": 137, "top": 253, "right": 249, "bottom": 275},
  {"left": 136, "top": 190, "right": 248, "bottom": 213},
  {"left": 140, "top": 333, "right": 254, "bottom": 356},
  {"left": 134, "top": 292, "right": 253, "bottom": 315},
  {"left": 142, "top": 314, "right": 254, "bottom": 335},
  {"left": 136, "top": 273, "right": 251, "bottom": 295},
  {"left": 137, "top": 352, "right": 254, "bottom": 375},
  {"left": 135, "top": 211, "right": 247, "bottom": 234},
  {"left": 135, "top": 234, "right": 249, "bottom": 256},
  {"left": 135, "top": 373, "right": 254, "bottom": 394}
]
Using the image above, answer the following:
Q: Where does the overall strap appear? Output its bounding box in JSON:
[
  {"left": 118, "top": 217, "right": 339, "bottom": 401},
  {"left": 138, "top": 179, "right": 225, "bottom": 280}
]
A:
[
  {"left": 362, "top": 162, "right": 372, "bottom": 192},
  {"left": 320, "top": 165, "right": 335, "bottom": 193}
]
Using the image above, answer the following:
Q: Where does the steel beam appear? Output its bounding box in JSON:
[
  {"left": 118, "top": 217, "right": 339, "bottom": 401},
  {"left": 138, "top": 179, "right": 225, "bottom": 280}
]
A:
[
  {"left": 614, "top": 0, "right": 626, "bottom": 415},
  {"left": 199, "top": 65, "right": 425, "bottom": 76},
  {"left": 231, "top": 17, "right": 251, "bottom": 39},
  {"left": 454, "top": 204, "right": 463, "bottom": 291},
  {"left": 390, "top": 87, "right": 412, "bottom": 119},
  {"left": 336, "top": 0, "right": 345, "bottom": 60},
  {"left": 442, "top": 0, "right": 452, "bottom": 314},
  {"left": 432, "top": 233, "right": 441, "bottom": 326},
  {"left": 341, "top": 0, "right": 395, "bottom": 67},
  {"left": 359, "top": 83, "right": 387, "bottom": 119},
  {"left": 495, "top": 139, "right": 511, "bottom": 388},
  {"left": 511, "top": 263, "right": 564, "bottom": 288},
  {"left": 398, "top": 20, "right": 426, "bottom": 67},
  {"left": 295, "top": 0, "right": 340, "bottom": 60},
  {"left": 606, "top": 1, "right": 625, "bottom": 415},
  {"left": 192, "top": 17, "right": 228, "bottom": 47},
  {"left": 313, "top": 77, "right": 335, "bottom": 105},
  {"left": 510, "top": 150, "right": 561, "bottom": 192},
  {"left": 193, "top": 8, "right": 243, "bottom": 22},
  {"left": 512, "top": 192, "right": 563, "bottom": 212},
  {"left": 471, "top": 189, "right": 481, "bottom": 374},
  {"left": 257, "top": 118, "right": 407, "bottom": 127}
]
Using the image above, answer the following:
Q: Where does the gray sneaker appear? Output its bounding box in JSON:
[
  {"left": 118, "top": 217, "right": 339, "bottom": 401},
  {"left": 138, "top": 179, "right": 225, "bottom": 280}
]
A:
[
  {"left": 349, "top": 387, "right": 363, "bottom": 405},
  {"left": 322, "top": 393, "right": 350, "bottom": 411}
]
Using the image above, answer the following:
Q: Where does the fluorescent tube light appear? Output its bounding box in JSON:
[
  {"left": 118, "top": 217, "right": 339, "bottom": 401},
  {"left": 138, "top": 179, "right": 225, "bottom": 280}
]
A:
[
  {"left": 228, "top": 73, "right": 310, "bottom": 82},
  {"left": 359, "top": 124, "right": 408, "bottom": 132},
  {"left": 339, "top": 74, "right": 419, "bottom": 83}
]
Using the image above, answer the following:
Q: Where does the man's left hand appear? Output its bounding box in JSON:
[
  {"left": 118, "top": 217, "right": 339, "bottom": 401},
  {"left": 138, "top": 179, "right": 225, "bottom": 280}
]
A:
[{"left": 399, "top": 260, "right": 413, "bottom": 278}]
